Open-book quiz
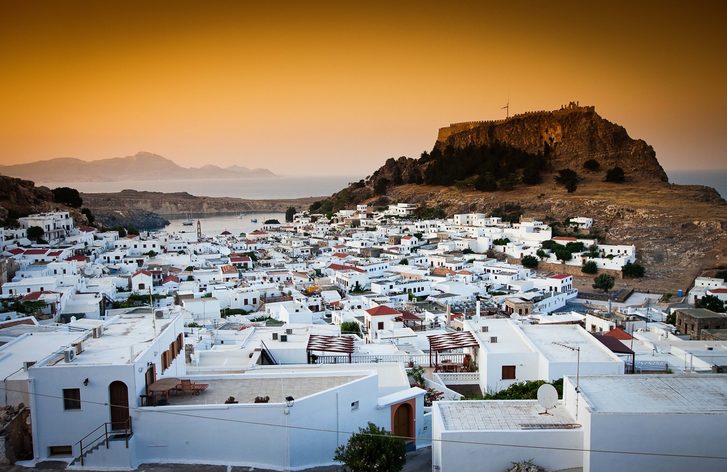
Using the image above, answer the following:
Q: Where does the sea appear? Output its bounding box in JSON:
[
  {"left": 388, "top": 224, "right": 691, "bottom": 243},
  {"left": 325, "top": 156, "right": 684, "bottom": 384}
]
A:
[
  {"left": 48, "top": 175, "right": 361, "bottom": 200},
  {"left": 667, "top": 169, "right": 727, "bottom": 200},
  {"left": 164, "top": 212, "right": 286, "bottom": 237},
  {"left": 48, "top": 170, "right": 725, "bottom": 237}
]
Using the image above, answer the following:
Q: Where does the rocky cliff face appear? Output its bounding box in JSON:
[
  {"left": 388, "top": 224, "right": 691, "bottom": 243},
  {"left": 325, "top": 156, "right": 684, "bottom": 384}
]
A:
[
  {"left": 436, "top": 105, "right": 668, "bottom": 182},
  {"left": 0, "top": 175, "right": 56, "bottom": 222}
]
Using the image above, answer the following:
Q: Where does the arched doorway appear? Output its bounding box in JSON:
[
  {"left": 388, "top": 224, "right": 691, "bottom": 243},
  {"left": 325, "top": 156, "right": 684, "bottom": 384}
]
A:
[
  {"left": 392, "top": 403, "right": 413, "bottom": 440},
  {"left": 109, "top": 381, "right": 130, "bottom": 431}
]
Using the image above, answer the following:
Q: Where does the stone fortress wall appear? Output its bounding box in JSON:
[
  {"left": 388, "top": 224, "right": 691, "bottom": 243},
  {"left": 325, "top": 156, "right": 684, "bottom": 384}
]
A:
[{"left": 437, "top": 103, "right": 596, "bottom": 143}]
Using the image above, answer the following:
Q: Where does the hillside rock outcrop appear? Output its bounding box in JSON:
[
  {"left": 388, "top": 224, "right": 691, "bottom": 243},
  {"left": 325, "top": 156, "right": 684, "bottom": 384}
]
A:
[{"left": 435, "top": 104, "right": 667, "bottom": 182}]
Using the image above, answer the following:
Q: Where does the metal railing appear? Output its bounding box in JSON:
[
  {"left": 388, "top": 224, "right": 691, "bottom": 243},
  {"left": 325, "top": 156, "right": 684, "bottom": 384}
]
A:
[
  {"left": 76, "top": 418, "right": 132, "bottom": 466},
  {"left": 314, "top": 352, "right": 466, "bottom": 366}
]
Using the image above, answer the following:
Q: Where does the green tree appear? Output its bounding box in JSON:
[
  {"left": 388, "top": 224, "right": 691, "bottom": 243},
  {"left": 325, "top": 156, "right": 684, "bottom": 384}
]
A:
[
  {"left": 583, "top": 159, "right": 600, "bottom": 171},
  {"left": 476, "top": 379, "right": 564, "bottom": 400},
  {"left": 26, "top": 226, "right": 45, "bottom": 241},
  {"left": 555, "top": 248, "right": 572, "bottom": 262},
  {"left": 696, "top": 295, "right": 725, "bottom": 313},
  {"left": 340, "top": 321, "right": 361, "bottom": 335},
  {"left": 622, "top": 262, "right": 646, "bottom": 278},
  {"left": 52, "top": 187, "right": 83, "bottom": 207},
  {"left": 521, "top": 255, "right": 539, "bottom": 269},
  {"left": 373, "top": 178, "right": 390, "bottom": 195},
  {"left": 399, "top": 258, "right": 409, "bottom": 265},
  {"left": 285, "top": 207, "right": 297, "bottom": 223},
  {"left": 536, "top": 249, "right": 547, "bottom": 260},
  {"left": 541, "top": 240, "right": 563, "bottom": 251},
  {"left": 605, "top": 166, "right": 625, "bottom": 183},
  {"left": 493, "top": 238, "right": 510, "bottom": 246},
  {"left": 593, "top": 273, "right": 615, "bottom": 292},
  {"left": 582, "top": 260, "right": 598, "bottom": 274},
  {"left": 555, "top": 169, "right": 579, "bottom": 193},
  {"left": 334, "top": 422, "right": 406, "bottom": 472},
  {"left": 474, "top": 173, "right": 498, "bottom": 192},
  {"left": 81, "top": 207, "right": 95, "bottom": 225}
]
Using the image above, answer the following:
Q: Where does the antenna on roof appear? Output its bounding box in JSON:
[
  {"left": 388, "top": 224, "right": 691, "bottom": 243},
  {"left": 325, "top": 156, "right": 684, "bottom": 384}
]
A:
[
  {"left": 552, "top": 341, "right": 581, "bottom": 419},
  {"left": 502, "top": 99, "right": 510, "bottom": 119}
]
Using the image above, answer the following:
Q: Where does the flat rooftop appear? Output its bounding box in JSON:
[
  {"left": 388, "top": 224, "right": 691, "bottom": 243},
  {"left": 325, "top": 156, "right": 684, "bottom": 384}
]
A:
[
  {"left": 0, "top": 332, "right": 86, "bottom": 379},
  {"left": 438, "top": 400, "right": 577, "bottom": 431},
  {"left": 577, "top": 375, "right": 727, "bottom": 414},
  {"left": 676, "top": 308, "right": 727, "bottom": 319},
  {"left": 52, "top": 312, "right": 174, "bottom": 366},
  {"left": 521, "top": 324, "right": 618, "bottom": 363},
  {"left": 467, "top": 319, "right": 534, "bottom": 354},
  {"left": 164, "top": 374, "right": 365, "bottom": 405}
]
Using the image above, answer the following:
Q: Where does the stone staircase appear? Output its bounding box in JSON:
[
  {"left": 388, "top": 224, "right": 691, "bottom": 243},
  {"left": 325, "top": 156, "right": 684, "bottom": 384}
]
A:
[{"left": 69, "top": 422, "right": 134, "bottom": 470}]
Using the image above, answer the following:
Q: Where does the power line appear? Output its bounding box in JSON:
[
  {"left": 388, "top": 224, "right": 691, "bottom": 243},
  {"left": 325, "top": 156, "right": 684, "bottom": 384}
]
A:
[{"left": 3, "top": 385, "right": 727, "bottom": 461}]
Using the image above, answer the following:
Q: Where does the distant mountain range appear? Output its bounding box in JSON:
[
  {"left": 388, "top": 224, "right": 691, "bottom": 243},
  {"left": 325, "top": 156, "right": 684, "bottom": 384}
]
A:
[{"left": 0, "top": 152, "right": 276, "bottom": 183}]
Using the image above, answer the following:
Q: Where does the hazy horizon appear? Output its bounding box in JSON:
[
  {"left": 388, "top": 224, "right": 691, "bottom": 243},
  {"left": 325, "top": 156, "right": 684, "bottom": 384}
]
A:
[{"left": 1, "top": 1, "right": 725, "bottom": 175}]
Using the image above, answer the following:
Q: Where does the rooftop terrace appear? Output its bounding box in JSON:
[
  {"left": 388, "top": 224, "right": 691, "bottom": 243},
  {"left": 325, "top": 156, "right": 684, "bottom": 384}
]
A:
[
  {"left": 438, "top": 400, "right": 577, "bottom": 431},
  {"left": 577, "top": 375, "right": 727, "bottom": 414},
  {"left": 162, "top": 374, "right": 366, "bottom": 406}
]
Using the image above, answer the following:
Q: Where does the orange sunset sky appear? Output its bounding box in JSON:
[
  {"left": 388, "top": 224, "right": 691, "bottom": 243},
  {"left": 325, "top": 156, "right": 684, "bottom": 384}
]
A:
[{"left": 1, "top": 0, "right": 725, "bottom": 176}]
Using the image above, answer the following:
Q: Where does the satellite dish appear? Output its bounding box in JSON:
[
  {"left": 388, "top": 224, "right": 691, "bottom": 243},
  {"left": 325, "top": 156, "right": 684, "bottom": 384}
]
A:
[{"left": 537, "top": 383, "right": 558, "bottom": 415}]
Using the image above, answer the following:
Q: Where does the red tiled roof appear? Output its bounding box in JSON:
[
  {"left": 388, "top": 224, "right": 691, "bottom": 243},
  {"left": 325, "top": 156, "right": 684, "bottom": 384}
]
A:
[
  {"left": 709, "top": 288, "right": 727, "bottom": 294},
  {"left": 231, "top": 256, "right": 251, "bottom": 263},
  {"left": 132, "top": 270, "right": 153, "bottom": 277},
  {"left": 366, "top": 305, "right": 400, "bottom": 316},
  {"left": 604, "top": 327, "right": 633, "bottom": 340},
  {"left": 22, "top": 290, "right": 59, "bottom": 301},
  {"left": 431, "top": 267, "right": 455, "bottom": 276},
  {"left": 549, "top": 274, "right": 571, "bottom": 280},
  {"left": 220, "top": 265, "right": 238, "bottom": 274},
  {"left": 552, "top": 236, "right": 577, "bottom": 241},
  {"left": 593, "top": 333, "right": 635, "bottom": 355},
  {"left": 332, "top": 252, "right": 349, "bottom": 258},
  {"left": 398, "top": 310, "right": 421, "bottom": 321},
  {"left": 47, "top": 250, "right": 64, "bottom": 257},
  {"left": 8, "top": 248, "right": 24, "bottom": 255},
  {"left": 328, "top": 263, "right": 365, "bottom": 273},
  {"left": 162, "top": 275, "right": 180, "bottom": 284},
  {"left": 66, "top": 255, "right": 88, "bottom": 262},
  {"left": 24, "top": 249, "right": 48, "bottom": 255}
]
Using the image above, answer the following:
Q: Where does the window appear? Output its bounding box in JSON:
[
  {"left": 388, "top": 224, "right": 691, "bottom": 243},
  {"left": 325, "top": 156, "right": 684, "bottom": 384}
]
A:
[
  {"left": 138, "top": 283, "right": 145, "bottom": 290},
  {"left": 378, "top": 322, "right": 384, "bottom": 330},
  {"left": 63, "top": 388, "right": 81, "bottom": 410},
  {"left": 502, "top": 365, "right": 516, "bottom": 380},
  {"left": 176, "top": 333, "right": 184, "bottom": 354},
  {"left": 161, "top": 351, "right": 171, "bottom": 372},
  {"left": 49, "top": 445, "right": 73, "bottom": 456}
]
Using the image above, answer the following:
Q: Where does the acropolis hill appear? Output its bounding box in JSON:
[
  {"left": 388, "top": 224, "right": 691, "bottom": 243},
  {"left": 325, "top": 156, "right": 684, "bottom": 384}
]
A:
[
  {"left": 315, "top": 104, "right": 727, "bottom": 293},
  {"left": 435, "top": 103, "right": 668, "bottom": 182}
]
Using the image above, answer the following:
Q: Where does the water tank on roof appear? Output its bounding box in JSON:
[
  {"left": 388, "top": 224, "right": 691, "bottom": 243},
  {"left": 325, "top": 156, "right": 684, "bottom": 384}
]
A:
[{"left": 677, "top": 290, "right": 683, "bottom": 297}]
